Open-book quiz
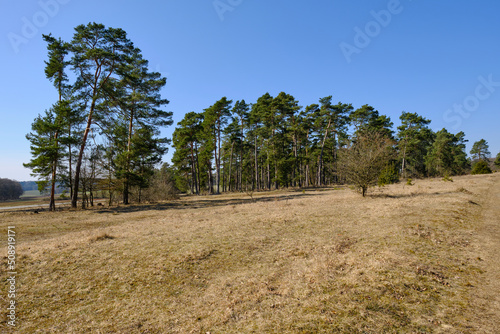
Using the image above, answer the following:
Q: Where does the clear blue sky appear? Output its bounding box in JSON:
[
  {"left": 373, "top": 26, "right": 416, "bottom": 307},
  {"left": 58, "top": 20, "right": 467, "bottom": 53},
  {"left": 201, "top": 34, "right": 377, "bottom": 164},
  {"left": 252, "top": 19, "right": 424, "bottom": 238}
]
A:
[{"left": 1, "top": 0, "right": 499, "bottom": 181}]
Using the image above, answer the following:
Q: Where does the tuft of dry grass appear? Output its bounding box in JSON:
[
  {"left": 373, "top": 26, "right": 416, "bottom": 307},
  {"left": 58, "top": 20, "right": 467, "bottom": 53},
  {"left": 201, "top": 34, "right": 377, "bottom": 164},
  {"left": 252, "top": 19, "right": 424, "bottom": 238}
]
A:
[
  {"left": 90, "top": 233, "right": 116, "bottom": 243},
  {"left": 0, "top": 174, "right": 498, "bottom": 333}
]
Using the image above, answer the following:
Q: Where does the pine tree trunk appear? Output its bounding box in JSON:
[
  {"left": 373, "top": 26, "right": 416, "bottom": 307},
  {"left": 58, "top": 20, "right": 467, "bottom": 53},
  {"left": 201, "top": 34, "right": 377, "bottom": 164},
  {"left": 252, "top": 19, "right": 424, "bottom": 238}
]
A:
[
  {"left": 208, "top": 159, "right": 213, "bottom": 194},
  {"left": 293, "top": 134, "right": 298, "bottom": 187},
  {"left": 239, "top": 119, "right": 244, "bottom": 191},
  {"left": 71, "top": 59, "right": 111, "bottom": 208},
  {"left": 216, "top": 124, "right": 221, "bottom": 194},
  {"left": 49, "top": 131, "right": 59, "bottom": 212},
  {"left": 195, "top": 142, "right": 201, "bottom": 195},
  {"left": 190, "top": 142, "right": 198, "bottom": 195},
  {"left": 317, "top": 119, "right": 332, "bottom": 186},
  {"left": 254, "top": 135, "right": 258, "bottom": 190},
  {"left": 229, "top": 141, "right": 234, "bottom": 192},
  {"left": 306, "top": 164, "right": 309, "bottom": 187},
  {"left": 68, "top": 131, "right": 73, "bottom": 199},
  {"left": 72, "top": 106, "right": 95, "bottom": 208},
  {"left": 267, "top": 160, "right": 271, "bottom": 191},
  {"left": 123, "top": 180, "right": 129, "bottom": 204}
]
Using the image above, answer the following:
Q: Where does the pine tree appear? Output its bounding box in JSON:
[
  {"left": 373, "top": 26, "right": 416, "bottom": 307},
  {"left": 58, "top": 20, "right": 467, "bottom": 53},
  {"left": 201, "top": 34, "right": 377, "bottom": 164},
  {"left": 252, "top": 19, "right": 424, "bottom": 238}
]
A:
[
  {"left": 316, "top": 97, "right": 351, "bottom": 186},
  {"left": 101, "top": 47, "right": 171, "bottom": 204},
  {"left": 425, "top": 129, "right": 458, "bottom": 176},
  {"left": 470, "top": 139, "right": 490, "bottom": 161},
  {"left": 172, "top": 112, "right": 204, "bottom": 194},
  {"left": 24, "top": 108, "right": 66, "bottom": 208},
  {"left": 271, "top": 92, "right": 301, "bottom": 188},
  {"left": 231, "top": 100, "right": 250, "bottom": 191},
  {"left": 350, "top": 105, "right": 393, "bottom": 138},
  {"left": 70, "top": 23, "right": 135, "bottom": 208},
  {"left": 25, "top": 34, "right": 71, "bottom": 211},
  {"left": 203, "top": 97, "right": 232, "bottom": 194},
  {"left": 397, "top": 112, "right": 433, "bottom": 178},
  {"left": 250, "top": 93, "right": 273, "bottom": 189}
]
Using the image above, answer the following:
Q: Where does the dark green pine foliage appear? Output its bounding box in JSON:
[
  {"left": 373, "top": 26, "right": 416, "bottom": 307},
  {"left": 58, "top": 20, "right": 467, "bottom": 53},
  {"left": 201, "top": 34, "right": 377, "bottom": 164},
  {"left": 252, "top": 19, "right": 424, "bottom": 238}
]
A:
[
  {"left": 222, "top": 116, "right": 242, "bottom": 192},
  {"left": 425, "top": 129, "right": 468, "bottom": 176},
  {"left": 470, "top": 139, "right": 492, "bottom": 175},
  {"left": 271, "top": 92, "right": 301, "bottom": 188},
  {"left": 231, "top": 100, "right": 250, "bottom": 191},
  {"left": 471, "top": 160, "right": 492, "bottom": 175},
  {"left": 28, "top": 23, "right": 173, "bottom": 207},
  {"left": 250, "top": 93, "right": 273, "bottom": 190},
  {"left": 349, "top": 104, "right": 394, "bottom": 138},
  {"left": 203, "top": 97, "right": 232, "bottom": 194},
  {"left": 129, "top": 126, "right": 168, "bottom": 202},
  {"left": 101, "top": 47, "right": 172, "bottom": 204},
  {"left": 470, "top": 139, "right": 491, "bottom": 162},
  {"left": 24, "top": 34, "right": 71, "bottom": 211},
  {"left": 24, "top": 109, "right": 65, "bottom": 200},
  {"left": 315, "top": 96, "right": 351, "bottom": 186},
  {"left": 302, "top": 103, "right": 320, "bottom": 187},
  {"left": 397, "top": 112, "right": 433, "bottom": 178},
  {"left": 170, "top": 93, "right": 480, "bottom": 195},
  {"left": 172, "top": 112, "right": 204, "bottom": 194}
]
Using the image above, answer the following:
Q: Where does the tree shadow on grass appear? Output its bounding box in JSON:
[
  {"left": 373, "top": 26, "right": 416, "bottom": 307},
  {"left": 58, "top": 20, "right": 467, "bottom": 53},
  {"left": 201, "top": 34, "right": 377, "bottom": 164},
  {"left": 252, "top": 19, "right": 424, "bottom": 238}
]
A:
[
  {"left": 368, "top": 190, "right": 467, "bottom": 199},
  {"left": 93, "top": 191, "right": 330, "bottom": 214}
]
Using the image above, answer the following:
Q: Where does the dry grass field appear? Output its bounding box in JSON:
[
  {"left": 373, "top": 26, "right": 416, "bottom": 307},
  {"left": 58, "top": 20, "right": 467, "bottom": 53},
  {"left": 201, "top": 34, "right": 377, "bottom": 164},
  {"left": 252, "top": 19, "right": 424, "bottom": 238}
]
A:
[{"left": 1, "top": 173, "right": 499, "bottom": 333}]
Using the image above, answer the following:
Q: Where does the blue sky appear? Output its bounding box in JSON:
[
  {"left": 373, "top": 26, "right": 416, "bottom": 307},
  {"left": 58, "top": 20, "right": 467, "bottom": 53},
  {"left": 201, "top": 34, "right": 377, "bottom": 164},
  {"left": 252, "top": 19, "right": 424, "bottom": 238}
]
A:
[{"left": 1, "top": 0, "right": 499, "bottom": 181}]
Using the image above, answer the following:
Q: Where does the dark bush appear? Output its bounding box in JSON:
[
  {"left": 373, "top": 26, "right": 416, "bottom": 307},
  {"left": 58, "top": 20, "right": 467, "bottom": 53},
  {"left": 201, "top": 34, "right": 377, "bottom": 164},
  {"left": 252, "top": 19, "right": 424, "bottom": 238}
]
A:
[
  {"left": 0, "top": 178, "right": 24, "bottom": 201},
  {"left": 471, "top": 160, "right": 492, "bottom": 175},
  {"left": 378, "top": 162, "right": 400, "bottom": 186}
]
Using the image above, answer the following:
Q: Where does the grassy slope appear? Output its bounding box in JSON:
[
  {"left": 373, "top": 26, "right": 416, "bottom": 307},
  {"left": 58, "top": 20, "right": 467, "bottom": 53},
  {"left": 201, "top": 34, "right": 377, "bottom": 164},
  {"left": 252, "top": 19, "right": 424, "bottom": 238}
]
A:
[{"left": 0, "top": 174, "right": 498, "bottom": 333}]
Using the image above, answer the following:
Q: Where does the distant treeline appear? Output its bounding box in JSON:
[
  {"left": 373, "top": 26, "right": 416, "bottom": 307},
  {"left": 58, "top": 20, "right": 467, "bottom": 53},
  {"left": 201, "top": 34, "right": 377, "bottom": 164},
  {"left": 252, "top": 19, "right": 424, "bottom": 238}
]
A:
[
  {"left": 19, "top": 181, "right": 67, "bottom": 194},
  {"left": 0, "top": 178, "right": 23, "bottom": 201},
  {"left": 19, "top": 181, "right": 38, "bottom": 191}
]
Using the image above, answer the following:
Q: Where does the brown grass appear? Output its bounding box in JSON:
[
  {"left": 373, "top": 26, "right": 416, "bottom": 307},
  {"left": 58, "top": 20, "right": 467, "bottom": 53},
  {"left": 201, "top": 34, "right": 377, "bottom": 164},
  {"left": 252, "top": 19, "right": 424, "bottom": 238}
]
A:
[{"left": 0, "top": 174, "right": 498, "bottom": 333}]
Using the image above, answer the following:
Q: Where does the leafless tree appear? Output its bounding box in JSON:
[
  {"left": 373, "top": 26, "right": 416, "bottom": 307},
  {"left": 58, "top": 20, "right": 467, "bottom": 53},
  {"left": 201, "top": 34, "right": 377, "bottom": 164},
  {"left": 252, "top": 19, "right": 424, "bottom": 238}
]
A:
[{"left": 338, "top": 131, "right": 395, "bottom": 197}]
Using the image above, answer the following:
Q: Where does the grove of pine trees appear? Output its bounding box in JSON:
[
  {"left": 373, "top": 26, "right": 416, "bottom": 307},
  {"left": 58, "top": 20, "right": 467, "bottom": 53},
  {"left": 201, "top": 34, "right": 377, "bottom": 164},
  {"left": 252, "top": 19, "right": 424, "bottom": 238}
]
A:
[
  {"left": 25, "top": 23, "right": 493, "bottom": 207},
  {"left": 25, "top": 23, "right": 172, "bottom": 210},
  {"left": 172, "top": 94, "right": 472, "bottom": 195}
]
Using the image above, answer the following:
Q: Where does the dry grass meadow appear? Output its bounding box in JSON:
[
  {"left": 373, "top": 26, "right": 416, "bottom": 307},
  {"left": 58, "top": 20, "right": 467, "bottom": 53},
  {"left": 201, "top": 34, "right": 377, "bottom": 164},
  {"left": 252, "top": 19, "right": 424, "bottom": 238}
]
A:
[{"left": 1, "top": 173, "right": 499, "bottom": 333}]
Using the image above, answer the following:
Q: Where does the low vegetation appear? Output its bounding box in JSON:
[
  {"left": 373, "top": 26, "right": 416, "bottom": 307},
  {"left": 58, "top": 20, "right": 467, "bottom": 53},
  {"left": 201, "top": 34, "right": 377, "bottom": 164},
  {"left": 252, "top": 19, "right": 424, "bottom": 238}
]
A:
[
  {"left": 0, "top": 178, "right": 23, "bottom": 201},
  {"left": 1, "top": 173, "right": 498, "bottom": 333},
  {"left": 471, "top": 160, "right": 492, "bottom": 175}
]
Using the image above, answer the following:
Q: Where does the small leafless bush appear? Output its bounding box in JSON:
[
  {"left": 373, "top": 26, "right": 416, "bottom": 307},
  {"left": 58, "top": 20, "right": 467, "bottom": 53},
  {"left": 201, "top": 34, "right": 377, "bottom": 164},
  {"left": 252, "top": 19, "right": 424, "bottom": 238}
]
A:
[{"left": 338, "top": 130, "right": 396, "bottom": 196}]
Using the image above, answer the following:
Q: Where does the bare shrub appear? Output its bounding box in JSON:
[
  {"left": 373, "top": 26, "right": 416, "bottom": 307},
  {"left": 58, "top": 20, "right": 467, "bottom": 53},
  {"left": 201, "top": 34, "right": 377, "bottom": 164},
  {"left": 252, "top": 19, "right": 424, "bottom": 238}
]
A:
[
  {"left": 338, "top": 130, "right": 395, "bottom": 196},
  {"left": 137, "top": 165, "right": 180, "bottom": 203}
]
